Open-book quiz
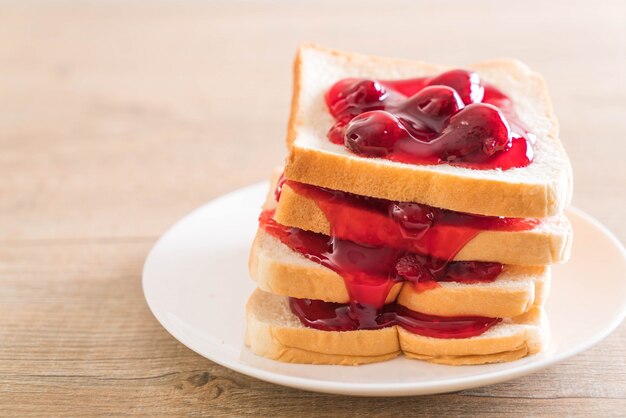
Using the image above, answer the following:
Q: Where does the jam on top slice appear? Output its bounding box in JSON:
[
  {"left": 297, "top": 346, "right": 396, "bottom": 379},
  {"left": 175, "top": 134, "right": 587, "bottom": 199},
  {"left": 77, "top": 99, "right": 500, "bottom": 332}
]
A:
[{"left": 325, "top": 69, "right": 534, "bottom": 170}]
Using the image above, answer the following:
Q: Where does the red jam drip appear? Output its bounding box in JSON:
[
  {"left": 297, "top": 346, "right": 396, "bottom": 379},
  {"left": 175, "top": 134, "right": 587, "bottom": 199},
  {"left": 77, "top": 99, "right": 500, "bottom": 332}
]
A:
[
  {"left": 259, "top": 210, "right": 504, "bottom": 308},
  {"left": 325, "top": 69, "right": 534, "bottom": 169},
  {"left": 286, "top": 180, "right": 539, "bottom": 260},
  {"left": 274, "top": 172, "right": 287, "bottom": 201},
  {"left": 260, "top": 210, "right": 399, "bottom": 307},
  {"left": 289, "top": 298, "right": 501, "bottom": 338},
  {"left": 262, "top": 172, "right": 538, "bottom": 337}
]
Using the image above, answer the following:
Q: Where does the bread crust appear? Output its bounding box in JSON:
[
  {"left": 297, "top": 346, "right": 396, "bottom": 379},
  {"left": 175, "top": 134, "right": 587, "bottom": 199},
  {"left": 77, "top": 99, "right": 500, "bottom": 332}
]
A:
[
  {"left": 285, "top": 44, "right": 573, "bottom": 218},
  {"left": 399, "top": 306, "right": 549, "bottom": 363},
  {"left": 246, "top": 289, "right": 400, "bottom": 365},
  {"left": 396, "top": 268, "right": 549, "bottom": 318},
  {"left": 249, "top": 230, "right": 403, "bottom": 303},
  {"left": 250, "top": 229, "right": 550, "bottom": 318},
  {"left": 403, "top": 346, "right": 528, "bottom": 365},
  {"left": 246, "top": 290, "right": 549, "bottom": 366},
  {"left": 274, "top": 183, "right": 573, "bottom": 265},
  {"left": 285, "top": 147, "right": 568, "bottom": 218}
]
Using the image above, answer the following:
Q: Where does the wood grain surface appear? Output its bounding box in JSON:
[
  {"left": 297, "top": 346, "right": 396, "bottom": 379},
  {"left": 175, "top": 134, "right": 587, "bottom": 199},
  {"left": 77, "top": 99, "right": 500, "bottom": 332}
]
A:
[{"left": 1, "top": 1, "right": 625, "bottom": 416}]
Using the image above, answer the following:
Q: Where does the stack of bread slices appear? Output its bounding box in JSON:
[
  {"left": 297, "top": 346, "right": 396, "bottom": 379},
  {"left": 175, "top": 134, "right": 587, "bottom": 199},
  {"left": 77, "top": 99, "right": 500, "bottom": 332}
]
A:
[{"left": 245, "top": 44, "right": 573, "bottom": 365}]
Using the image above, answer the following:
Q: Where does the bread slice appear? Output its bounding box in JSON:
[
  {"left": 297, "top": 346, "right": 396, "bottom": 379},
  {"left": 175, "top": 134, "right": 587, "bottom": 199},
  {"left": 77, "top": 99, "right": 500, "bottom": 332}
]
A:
[
  {"left": 250, "top": 228, "right": 403, "bottom": 304},
  {"left": 285, "top": 44, "right": 573, "bottom": 218},
  {"left": 399, "top": 307, "right": 549, "bottom": 365},
  {"left": 396, "top": 270, "right": 549, "bottom": 318},
  {"left": 245, "top": 288, "right": 400, "bottom": 365},
  {"left": 246, "top": 289, "right": 549, "bottom": 366},
  {"left": 250, "top": 228, "right": 550, "bottom": 318},
  {"left": 274, "top": 182, "right": 572, "bottom": 265}
]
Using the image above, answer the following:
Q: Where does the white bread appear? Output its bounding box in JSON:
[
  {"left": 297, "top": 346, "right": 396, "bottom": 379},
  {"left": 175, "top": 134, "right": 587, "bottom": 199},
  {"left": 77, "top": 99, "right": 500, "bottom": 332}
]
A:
[
  {"left": 274, "top": 182, "right": 572, "bottom": 265},
  {"left": 250, "top": 228, "right": 403, "bottom": 304},
  {"left": 250, "top": 228, "right": 550, "bottom": 318},
  {"left": 399, "top": 306, "right": 549, "bottom": 365},
  {"left": 246, "top": 289, "right": 549, "bottom": 366},
  {"left": 245, "top": 288, "right": 400, "bottom": 365},
  {"left": 285, "top": 44, "right": 573, "bottom": 218},
  {"left": 396, "top": 270, "right": 549, "bottom": 318}
]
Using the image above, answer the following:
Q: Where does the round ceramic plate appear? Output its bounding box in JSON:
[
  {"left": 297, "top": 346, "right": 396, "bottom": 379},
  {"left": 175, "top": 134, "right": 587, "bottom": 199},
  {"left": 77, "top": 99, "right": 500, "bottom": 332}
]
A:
[{"left": 143, "top": 182, "right": 626, "bottom": 396}]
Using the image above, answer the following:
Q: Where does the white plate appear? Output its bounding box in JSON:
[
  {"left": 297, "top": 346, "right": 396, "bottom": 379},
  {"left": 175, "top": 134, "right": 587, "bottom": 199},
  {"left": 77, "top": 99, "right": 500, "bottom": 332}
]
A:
[{"left": 143, "top": 182, "right": 626, "bottom": 396}]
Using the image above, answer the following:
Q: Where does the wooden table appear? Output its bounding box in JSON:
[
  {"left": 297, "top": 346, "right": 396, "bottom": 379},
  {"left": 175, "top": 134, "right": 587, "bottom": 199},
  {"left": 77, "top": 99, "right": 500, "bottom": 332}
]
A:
[{"left": 2, "top": 1, "right": 625, "bottom": 415}]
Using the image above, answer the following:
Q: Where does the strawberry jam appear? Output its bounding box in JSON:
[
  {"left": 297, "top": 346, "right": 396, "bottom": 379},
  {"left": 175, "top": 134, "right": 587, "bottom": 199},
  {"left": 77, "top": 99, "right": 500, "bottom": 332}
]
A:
[
  {"left": 259, "top": 210, "right": 504, "bottom": 308},
  {"left": 286, "top": 180, "right": 538, "bottom": 260},
  {"left": 325, "top": 69, "right": 534, "bottom": 169},
  {"left": 260, "top": 210, "right": 401, "bottom": 308},
  {"left": 259, "top": 172, "right": 539, "bottom": 337},
  {"left": 289, "top": 297, "right": 501, "bottom": 338}
]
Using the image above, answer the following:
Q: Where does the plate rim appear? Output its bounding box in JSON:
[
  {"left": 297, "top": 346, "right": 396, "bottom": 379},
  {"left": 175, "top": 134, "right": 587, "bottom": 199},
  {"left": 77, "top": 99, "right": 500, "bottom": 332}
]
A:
[{"left": 142, "top": 182, "right": 626, "bottom": 396}]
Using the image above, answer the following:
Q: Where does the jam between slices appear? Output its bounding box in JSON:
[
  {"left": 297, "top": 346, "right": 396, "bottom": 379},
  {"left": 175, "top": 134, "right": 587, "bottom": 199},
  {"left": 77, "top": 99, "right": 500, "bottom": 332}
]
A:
[
  {"left": 262, "top": 176, "right": 538, "bottom": 337},
  {"left": 286, "top": 180, "right": 538, "bottom": 260},
  {"left": 290, "top": 298, "right": 501, "bottom": 338},
  {"left": 260, "top": 208, "right": 509, "bottom": 304},
  {"left": 325, "top": 69, "right": 534, "bottom": 169},
  {"left": 260, "top": 212, "right": 504, "bottom": 337},
  {"left": 260, "top": 210, "right": 399, "bottom": 308}
]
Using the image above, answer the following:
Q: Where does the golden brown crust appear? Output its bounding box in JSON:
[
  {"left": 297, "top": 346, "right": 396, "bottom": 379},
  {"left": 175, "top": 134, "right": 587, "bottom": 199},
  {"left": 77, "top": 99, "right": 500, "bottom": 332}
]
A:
[
  {"left": 285, "top": 44, "right": 573, "bottom": 218},
  {"left": 286, "top": 47, "right": 304, "bottom": 152},
  {"left": 274, "top": 183, "right": 572, "bottom": 265},
  {"left": 396, "top": 266, "right": 549, "bottom": 318},
  {"left": 403, "top": 346, "right": 529, "bottom": 365},
  {"left": 285, "top": 146, "right": 567, "bottom": 219}
]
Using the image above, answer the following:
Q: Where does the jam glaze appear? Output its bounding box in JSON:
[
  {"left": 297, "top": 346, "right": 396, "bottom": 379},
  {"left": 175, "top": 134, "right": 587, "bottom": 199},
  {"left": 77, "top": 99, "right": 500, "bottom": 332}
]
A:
[
  {"left": 290, "top": 298, "right": 500, "bottom": 338},
  {"left": 259, "top": 178, "right": 539, "bottom": 336},
  {"left": 260, "top": 210, "right": 502, "bottom": 336},
  {"left": 286, "top": 180, "right": 538, "bottom": 260},
  {"left": 325, "top": 70, "right": 535, "bottom": 169}
]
